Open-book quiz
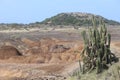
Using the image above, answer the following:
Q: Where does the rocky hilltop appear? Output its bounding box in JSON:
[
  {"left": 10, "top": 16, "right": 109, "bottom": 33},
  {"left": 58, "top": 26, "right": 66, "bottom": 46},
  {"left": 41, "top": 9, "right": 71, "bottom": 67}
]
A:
[
  {"left": 40, "top": 12, "right": 120, "bottom": 26},
  {"left": 0, "top": 12, "right": 120, "bottom": 30}
]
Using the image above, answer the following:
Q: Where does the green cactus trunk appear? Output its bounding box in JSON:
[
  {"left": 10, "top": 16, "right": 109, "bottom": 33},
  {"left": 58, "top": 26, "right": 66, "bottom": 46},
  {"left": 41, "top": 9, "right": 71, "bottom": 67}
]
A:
[{"left": 80, "top": 16, "right": 118, "bottom": 74}]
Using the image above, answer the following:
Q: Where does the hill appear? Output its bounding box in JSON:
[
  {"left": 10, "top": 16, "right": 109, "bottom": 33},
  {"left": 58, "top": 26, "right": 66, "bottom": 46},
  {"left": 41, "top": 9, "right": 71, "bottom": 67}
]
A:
[
  {"left": 0, "top": 12, "right": 120, "bottom": 30},
  {"left": 40, "top": 12, "right": 120, "bottom": 26}
]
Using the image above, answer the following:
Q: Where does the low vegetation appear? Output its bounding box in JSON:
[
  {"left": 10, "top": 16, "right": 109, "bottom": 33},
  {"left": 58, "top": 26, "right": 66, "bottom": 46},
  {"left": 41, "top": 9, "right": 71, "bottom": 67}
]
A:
[
  {"left": 80, "top": 16, "right": 118, "bottom": 74},
  {"left": 68, "top": 63, "right": 120, "bottom": 80},
  {"left": 40, "top": 12, "right": 120, "bottom": 27},
  {"left": 0, "top": 12, "right": 120, "bottom": 30},
  {"left": 68, "top": 16, "right": 119, "bottom": 80}
]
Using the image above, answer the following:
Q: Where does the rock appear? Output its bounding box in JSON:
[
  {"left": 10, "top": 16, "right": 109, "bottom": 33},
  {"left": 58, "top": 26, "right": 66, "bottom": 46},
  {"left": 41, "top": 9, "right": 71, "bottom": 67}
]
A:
[
  {"left": 49, "top": 45, "right": 70, "bottom": 53},
  {"left": 0, "top": 46, "right": 22, "bottom": 59},
  {"left": 21, "top": 38, "right": 40, "bottom": 47},
  {"left": 49, "top": 54, "right": 61, "bottom": 63}
]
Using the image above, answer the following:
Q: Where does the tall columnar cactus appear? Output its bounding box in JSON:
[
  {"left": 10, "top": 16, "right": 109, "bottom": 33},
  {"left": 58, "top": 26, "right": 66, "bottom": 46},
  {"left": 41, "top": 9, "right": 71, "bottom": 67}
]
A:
[{"left": 80, "top": 16, "right": 118, "bottom": 74}]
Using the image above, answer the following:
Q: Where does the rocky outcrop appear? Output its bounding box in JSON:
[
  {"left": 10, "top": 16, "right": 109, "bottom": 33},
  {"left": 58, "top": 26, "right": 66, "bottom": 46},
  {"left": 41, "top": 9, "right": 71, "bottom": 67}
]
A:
[{"left": 0, "top": 46, "right": 22, "bottom": 59}]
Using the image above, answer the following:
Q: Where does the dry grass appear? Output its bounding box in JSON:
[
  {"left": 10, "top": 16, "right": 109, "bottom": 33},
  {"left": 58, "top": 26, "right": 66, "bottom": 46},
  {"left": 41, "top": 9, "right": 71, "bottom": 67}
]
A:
[{"left": 68, "top": 63, "right": 120, "bottom": 80}]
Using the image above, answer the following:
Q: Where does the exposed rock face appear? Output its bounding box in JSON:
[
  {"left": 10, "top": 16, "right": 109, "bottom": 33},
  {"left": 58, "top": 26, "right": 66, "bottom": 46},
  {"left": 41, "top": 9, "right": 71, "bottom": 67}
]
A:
[
  {"left": 21, "top": 38, "right": 40, "bottom": 47},
  {"left": 0, "top": 38, "right": 83, "bottom": 63},
  {"left": 49, "top": 44, "right": 70, "bottom": 53},
  {"left": 0, "top": 46, "right": 22, "bottom": 59},
  {"left": 23, "top": 38, "right": 70, "bottom": 55},
  {"left": 19, "top": 38, "right": 83, "bottom": 63}
]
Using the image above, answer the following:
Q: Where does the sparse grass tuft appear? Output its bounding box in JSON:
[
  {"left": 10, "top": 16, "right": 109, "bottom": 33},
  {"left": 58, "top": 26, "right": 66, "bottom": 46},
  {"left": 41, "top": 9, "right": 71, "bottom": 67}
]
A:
[{"left": 68, "top": 63, "right": 120, "bottom": 80}]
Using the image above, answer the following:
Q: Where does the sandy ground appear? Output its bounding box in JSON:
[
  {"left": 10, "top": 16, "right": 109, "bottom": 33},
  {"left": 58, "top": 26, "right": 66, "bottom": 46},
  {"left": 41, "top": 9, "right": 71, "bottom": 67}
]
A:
[{"left": 0, "top": 62, "right": 80, "bottom": 80}]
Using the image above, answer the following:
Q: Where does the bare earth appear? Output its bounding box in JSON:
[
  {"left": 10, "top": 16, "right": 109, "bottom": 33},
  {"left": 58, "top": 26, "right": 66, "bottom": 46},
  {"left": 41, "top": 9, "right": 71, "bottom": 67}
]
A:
[{"left": 0, "top": 27, "right": 120, "bottom": 80}]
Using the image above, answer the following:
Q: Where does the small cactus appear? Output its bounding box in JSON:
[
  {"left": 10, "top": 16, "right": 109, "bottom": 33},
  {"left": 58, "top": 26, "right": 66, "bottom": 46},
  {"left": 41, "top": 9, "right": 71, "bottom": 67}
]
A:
[{"left": 79, "top": 16, "right": 118, "bottom": 74}]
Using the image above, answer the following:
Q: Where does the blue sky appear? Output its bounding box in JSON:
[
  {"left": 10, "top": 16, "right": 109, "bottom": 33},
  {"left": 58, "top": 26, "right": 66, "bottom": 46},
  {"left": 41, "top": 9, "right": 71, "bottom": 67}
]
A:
[{"left": 0, "top": 0, "right": 120, "bottom": 24}]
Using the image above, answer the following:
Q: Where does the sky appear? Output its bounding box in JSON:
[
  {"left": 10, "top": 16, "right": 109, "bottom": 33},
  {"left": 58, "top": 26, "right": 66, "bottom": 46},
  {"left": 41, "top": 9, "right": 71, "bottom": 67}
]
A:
[{"left": 0, "top": 0, "right": 120, "bottom": 24}]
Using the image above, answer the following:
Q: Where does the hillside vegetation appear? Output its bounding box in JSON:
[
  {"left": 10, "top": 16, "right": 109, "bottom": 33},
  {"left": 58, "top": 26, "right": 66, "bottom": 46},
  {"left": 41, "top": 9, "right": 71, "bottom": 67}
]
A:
[
  {"left": 0, "top": 12, "right": 120, "bottom": 30},
  {"left": 40, "top": 12, "right": 120, "bottom": 26}
]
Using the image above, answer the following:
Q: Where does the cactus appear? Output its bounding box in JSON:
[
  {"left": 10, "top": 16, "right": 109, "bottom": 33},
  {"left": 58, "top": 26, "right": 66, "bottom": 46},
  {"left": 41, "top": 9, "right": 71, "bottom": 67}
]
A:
[{"left": 80, "top": 16, "right": 118, "bottom": 74}]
